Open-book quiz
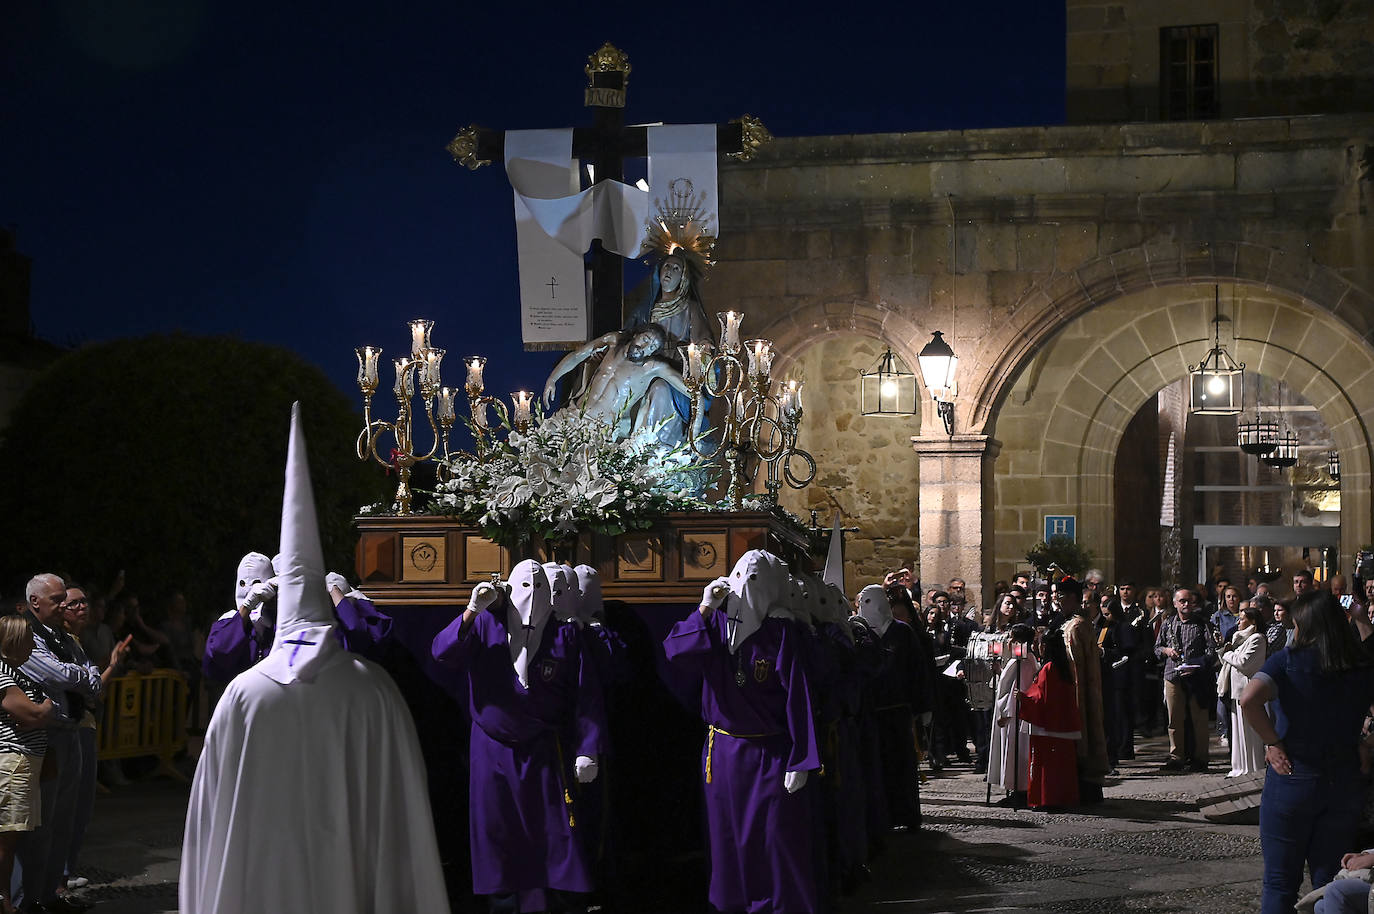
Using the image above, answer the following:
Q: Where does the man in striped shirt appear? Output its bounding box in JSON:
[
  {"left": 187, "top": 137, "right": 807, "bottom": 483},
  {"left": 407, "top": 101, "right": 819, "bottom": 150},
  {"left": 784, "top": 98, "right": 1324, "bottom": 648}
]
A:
[{"left": 17, "top": 573, "right": 101, "bottom": 914}]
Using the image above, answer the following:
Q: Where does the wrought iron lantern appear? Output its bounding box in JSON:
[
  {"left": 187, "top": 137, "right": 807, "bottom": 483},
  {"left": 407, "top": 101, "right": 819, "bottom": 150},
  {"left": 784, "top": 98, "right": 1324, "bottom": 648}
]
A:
[
  {"left": 1236, "top": 410, "right": 1279, "bottom": 455},
  {"left": 917, "top": 331, "right": 958, "bottom": 436},
  {"left": 1189, "top": 287, "right": 1243, "bottom": 415},
  {"left": 1261, "top": 429, "right": 1299, "bottom": 468},
  {"left": 859, "top": 347, "right": 917, "bottom": 417},
  {"left": 1328, "top": 449, "right": 1341, "bottom": 482}
]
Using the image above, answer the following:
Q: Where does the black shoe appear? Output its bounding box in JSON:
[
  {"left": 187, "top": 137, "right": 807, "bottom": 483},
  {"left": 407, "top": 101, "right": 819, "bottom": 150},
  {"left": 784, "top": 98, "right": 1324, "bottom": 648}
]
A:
[
  {"left": 1188, "top": 761, "right": 1210, "bottom": 773},
  {"left": 41, "top": 898, "right": 94, "bottom": 913},
  {"left": 1160, "top": 758, "right": 1186, "bottom": 772},
  {"left": 956, "top": 752, "right": 973, "bottom": 764}
]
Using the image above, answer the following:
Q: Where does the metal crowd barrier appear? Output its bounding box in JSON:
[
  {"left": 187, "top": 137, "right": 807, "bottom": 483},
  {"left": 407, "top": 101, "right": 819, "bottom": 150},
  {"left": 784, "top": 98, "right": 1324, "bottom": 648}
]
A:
[{"left": 96, "top": 670, "right": 190, "bottom": 781}]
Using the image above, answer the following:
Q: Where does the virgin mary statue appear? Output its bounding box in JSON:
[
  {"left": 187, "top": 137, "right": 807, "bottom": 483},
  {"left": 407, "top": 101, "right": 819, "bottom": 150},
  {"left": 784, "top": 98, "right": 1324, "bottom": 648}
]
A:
[{"left": 628, "top": 191, "right": 717, "bottom": 449}]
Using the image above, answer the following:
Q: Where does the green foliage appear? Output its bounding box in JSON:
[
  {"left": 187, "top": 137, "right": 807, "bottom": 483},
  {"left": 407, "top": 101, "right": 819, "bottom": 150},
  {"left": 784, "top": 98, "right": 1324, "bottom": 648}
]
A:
[
  {"left": 1025, "top": 535, "right": 1095, "bottom": 578},
  {"left": 0, "top": 334, "right": 386, "bottom": 625}
]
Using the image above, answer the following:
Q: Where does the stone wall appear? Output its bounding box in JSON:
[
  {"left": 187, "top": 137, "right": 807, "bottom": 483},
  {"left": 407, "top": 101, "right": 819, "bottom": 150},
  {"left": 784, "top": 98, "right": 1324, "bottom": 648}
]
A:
[
  {"left": 775, "top": 334, "right": 921, "bottom": 590},
  {"left": 709, "top": 113, "right": 1374, "bottom": 600},
  {"left": 1066, "top": 0, "right": 1374, "bottom": 123}
]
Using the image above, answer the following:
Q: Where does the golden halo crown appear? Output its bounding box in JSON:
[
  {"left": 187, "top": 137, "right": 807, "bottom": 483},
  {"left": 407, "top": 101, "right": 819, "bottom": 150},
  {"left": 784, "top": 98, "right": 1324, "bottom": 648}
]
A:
[{"left": 641, "top": 177, "right": 716, "bottom": 275}]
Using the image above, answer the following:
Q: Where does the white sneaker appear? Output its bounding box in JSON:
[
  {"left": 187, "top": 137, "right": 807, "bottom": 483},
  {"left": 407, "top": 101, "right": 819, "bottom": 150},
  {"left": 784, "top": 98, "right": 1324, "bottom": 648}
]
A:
[
  {"left": 1219, "top": 736, "right": 1230, "bottom": 748},
  {"left": 66, "top": 876, "right": 89, "bottom": 889}
]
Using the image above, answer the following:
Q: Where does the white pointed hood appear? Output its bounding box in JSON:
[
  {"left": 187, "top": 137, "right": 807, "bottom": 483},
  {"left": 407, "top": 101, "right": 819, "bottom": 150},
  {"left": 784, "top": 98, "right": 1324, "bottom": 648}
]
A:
[
  {"left": 824, "top": 582, "right": 853, "bottom": 626},
  {"left": 574, "top": 564, "right": 603, "bottom": 624},
  {"left": 856, "top": 584, "right": 894, "bottom": 637},
  {"left": 508, "top": 559, "right": 553, "bottom": 687},
  {"left": 235, "top": 552, "right": 274, "bottom": 604},
  {"left": 786, "top": 574, "right": 820, "bottom": 627},
  {"left": 724, "top": 549, "right": 790, "bottom": 654},
  {"left": 543, "top": 562, "right": 576, "bottom": 624},
  {"left": 259, "top": 403, "right": 340, "bottom": 685}
]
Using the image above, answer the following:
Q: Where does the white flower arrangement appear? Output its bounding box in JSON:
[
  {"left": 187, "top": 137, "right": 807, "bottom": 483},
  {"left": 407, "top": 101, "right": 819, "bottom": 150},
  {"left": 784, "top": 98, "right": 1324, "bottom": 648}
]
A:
[{"left": 430, "top": 408, "right": 709, "bottom": 549}]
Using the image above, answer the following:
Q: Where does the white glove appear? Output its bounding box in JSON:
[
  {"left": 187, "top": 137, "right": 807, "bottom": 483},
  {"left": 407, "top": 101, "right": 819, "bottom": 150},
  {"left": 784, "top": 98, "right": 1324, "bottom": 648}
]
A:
[
  {"left": 919, "top": 711, "right": 933, "bottom": 726},
  {"left": 326, "top": 572, "right": 350, "bottom": 594},
  {"left": 784, "top": 769, "right": 808, "bottom": 794},
  {"left": 701, "top": 577, "right": 730, "bottom": 611},
  {"left": 468, "top": 582, "right": 499, "bottom": 614},
  {"left": 346, "top": 588, "right": 369, "bottom": 602},
  {"left": 242, "top": 581, "right": 277, "bottom": 611},
  {"left": 574, "top": 755, "right": 599, "bottom": 784}
]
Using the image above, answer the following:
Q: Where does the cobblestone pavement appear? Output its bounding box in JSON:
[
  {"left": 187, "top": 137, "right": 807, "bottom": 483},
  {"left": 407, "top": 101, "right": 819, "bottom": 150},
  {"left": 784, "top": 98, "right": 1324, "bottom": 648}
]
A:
[{"left": 65, "top": 733, "right": 1275, "bottom": 913}]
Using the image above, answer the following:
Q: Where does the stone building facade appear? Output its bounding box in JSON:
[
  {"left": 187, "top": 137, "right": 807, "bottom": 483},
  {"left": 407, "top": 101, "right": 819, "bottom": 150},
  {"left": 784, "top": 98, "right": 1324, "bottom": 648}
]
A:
[{"left": 705, "top": 0, "right": 1374, "bottom": 606}]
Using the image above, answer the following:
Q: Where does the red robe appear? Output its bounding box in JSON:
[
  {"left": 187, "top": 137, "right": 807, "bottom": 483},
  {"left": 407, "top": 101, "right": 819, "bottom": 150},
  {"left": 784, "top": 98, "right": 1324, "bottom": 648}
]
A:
[{"left": 1019, "top": 661, "right": 1082, "bottom": 809}]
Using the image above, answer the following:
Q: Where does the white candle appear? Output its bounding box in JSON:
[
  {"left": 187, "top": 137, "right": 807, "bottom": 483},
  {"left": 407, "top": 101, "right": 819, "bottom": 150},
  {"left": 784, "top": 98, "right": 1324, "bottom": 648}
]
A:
[
  {"left": 393, "top": 358, "right": 415, "bottom": 400},
  {"left": 355, "top": 346, "right": 380, "bottom": 392},
  {"left": 782, "top": 379, "right": 803, "bottom": 419},
  {"left": 511, "top": 390, "right": 533, "bottom": 427},
  {"left": 466, "top": 356, "right": 486, "bottom": 392},
  {"left": 746, "top": 339, "right": 773, "bottom": 381},
  {"left": 437, "top": 387, "right": 456, "bottom": 423},
  {"left": 718, "top": 311, "right": 743, "bottom": 354},
  {"left": 422, "top": 348, "right": 444, "bottom": 390},
  {"left": 408, "top": 319, "right": 433, "bottom": 356}
]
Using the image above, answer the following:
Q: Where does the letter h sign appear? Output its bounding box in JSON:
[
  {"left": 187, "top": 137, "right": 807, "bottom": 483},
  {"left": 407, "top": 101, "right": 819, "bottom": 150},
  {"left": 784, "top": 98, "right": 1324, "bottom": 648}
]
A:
[{"left": 1043, "top": 515, "right": 1076, "bottom": 542}]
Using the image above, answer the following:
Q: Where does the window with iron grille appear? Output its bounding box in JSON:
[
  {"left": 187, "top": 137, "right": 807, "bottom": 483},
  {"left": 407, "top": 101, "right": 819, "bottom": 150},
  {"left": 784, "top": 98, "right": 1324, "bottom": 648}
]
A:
[{"left": 1160, "top": 24, "right": 1219, "bottom": 120}]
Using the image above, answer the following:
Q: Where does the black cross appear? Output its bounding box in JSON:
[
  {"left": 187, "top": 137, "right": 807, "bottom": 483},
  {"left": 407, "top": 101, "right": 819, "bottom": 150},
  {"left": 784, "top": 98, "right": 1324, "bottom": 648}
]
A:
[
  {"left": 546, "top": 276, "right": 559, "bottom": 299},
  {"left": 448, "top": 43, "right": 758, "bottom": 340}
]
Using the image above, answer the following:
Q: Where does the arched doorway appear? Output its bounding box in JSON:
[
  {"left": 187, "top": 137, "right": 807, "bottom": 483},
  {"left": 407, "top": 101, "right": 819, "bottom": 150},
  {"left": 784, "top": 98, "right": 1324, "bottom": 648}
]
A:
[{"left": 985, "top": 280, "right": 1374, "bottom": 587}]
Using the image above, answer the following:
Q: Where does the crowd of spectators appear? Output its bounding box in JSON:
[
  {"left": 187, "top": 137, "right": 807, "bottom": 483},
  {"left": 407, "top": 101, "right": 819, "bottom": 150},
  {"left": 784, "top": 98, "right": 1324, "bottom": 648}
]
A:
[
  {"left": 0, "top": 571, "right": 206, "bottom": 913},
  {"left": 866, "top": 564, "right": 1374, "bottom": 914}
]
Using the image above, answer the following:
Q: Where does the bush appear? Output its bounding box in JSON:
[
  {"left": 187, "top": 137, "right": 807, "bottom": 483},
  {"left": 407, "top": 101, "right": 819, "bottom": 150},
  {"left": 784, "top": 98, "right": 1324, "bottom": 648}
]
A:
[{"left": 0, "top": 334, "right": 386, "bottom": 626}]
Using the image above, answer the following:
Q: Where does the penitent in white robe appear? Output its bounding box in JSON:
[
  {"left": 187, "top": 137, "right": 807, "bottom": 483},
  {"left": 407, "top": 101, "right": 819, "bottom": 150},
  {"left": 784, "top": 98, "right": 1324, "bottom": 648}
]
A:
[
  {"left": 180, "top": 641, "right": 450, "bottom": 914},
  {"left": 987, "top": 654, "right": 1038, "bottom": 794}
]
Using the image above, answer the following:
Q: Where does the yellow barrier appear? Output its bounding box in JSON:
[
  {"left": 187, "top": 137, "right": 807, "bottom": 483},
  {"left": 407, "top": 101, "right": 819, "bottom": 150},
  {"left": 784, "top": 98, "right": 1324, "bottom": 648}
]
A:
[{"left": 97, "top": 670, "right": 190, "bottom": 781}]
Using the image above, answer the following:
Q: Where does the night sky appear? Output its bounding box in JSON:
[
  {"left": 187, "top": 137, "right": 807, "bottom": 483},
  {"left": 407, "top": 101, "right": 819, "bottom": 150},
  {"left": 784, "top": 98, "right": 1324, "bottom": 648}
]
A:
[{"left": 4, "top": 1, "right": 1065, "bottom": 409}]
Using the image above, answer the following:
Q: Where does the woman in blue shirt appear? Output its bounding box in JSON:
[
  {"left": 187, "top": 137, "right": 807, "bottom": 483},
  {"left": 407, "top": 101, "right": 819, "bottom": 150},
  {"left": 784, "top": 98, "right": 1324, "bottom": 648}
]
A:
[{"left": 1239, "top": 590, "right": 1374, "bottom": 914}]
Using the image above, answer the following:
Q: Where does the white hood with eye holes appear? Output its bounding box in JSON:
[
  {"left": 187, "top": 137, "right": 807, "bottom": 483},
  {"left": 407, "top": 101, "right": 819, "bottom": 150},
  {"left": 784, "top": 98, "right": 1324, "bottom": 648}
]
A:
[
  {"left": 508, "top": 560, "right": 553, "bottom": 687},
  {"left": 724, "top": 549, "right": 791, "bottom": 654},
  {"left": 856, "top": 584, "right": 894, "bottom": 637}
]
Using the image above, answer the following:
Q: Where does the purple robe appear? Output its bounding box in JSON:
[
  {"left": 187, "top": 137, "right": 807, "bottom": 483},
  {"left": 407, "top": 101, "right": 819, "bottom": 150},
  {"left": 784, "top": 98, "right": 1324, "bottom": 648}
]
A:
[
  {"left": 432, "top": 606, "right": 605, "bottom": 897},
  {"left": 202, "top": 596, "right": 393, "bottom": 683},
  {"left": 664, "top": 610, "right": 820, "bottom": 914}
]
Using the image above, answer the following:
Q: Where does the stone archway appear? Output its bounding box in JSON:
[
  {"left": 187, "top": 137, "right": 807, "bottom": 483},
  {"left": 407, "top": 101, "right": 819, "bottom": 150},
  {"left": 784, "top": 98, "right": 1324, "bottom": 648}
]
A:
[
  {"left": 986, "top": 280, "right": 1374, "bottom": 584},
  {"left": 967, "top": 240, "right": 1374, "bottom": 435}
]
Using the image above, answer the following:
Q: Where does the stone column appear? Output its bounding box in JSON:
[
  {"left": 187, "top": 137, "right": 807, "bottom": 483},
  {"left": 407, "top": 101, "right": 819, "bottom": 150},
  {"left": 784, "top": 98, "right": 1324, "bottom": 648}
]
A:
[{"left": 911, "top": 434, "right": 999, "bottom": 611}]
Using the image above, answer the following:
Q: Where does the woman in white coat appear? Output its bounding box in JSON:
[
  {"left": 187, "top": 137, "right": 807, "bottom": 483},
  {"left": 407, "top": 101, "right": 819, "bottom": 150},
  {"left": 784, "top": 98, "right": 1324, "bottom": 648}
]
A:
[{"left": 1218, "top": 606, "right": 1267, "bottom": 777}]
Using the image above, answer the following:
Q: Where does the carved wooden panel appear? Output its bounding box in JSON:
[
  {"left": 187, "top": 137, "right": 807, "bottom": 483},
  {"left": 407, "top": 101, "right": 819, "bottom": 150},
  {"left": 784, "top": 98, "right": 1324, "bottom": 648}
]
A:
[
  {"left": 680, "top": 529, "right": 729, "bottom": 580},
  {"left": 401, "top": 535, "right": 447, "bottom": 583},
  {"left": 616, "top": 532, "right": 663, "bottom": 580}
]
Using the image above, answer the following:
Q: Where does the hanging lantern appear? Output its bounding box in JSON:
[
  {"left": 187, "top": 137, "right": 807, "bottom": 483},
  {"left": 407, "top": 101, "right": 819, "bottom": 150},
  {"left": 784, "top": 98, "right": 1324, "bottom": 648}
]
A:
[
  {"left": 1236, "top": 411, "right": 1279, "bottom": 455},
  {"left": 1189, "top": 287, "right": 1244, "bottom": 415},
  {"left": 859, "top": 347, "right": 917, "bottom": 417},
  {"left": 1260, "top": 429, "right": 1299, "bottom": 468},
  {"left": 1328, "top": 449, "right": 1341, "bottom": 482}
]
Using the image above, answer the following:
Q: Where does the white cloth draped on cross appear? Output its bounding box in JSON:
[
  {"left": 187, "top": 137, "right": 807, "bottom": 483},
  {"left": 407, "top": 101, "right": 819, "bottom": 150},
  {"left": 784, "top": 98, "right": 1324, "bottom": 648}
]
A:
[{"left": 505, "top": 125, "right": 718, "bottom": 346}]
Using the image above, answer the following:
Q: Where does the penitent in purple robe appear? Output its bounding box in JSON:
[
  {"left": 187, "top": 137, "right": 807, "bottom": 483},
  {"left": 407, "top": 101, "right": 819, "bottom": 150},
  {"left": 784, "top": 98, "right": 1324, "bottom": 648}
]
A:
[
  {"left": 664, "top": 610, "right": 820, "bottom": 914},
  {"left": 432, "top": 605, "right": 605, "bottom": 897},
  {"left": 202, "top": 596, "right": 393, "bottom": 683}
]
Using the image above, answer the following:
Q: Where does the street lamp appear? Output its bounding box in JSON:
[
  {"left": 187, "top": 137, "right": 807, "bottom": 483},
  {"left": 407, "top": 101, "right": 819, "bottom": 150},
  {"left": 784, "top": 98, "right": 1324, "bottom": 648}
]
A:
[{"left": 917, "top": 331, "right": 958, "bottom": 436}]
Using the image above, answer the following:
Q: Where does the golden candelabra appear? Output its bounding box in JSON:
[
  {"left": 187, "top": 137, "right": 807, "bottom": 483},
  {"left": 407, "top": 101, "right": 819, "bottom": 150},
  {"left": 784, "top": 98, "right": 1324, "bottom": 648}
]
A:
[
  {"left": 682, "top": 311, "right": 816, "bottom": 510},
  {"left": 354, "top": 319, "right": 458, "bottom": 515}
]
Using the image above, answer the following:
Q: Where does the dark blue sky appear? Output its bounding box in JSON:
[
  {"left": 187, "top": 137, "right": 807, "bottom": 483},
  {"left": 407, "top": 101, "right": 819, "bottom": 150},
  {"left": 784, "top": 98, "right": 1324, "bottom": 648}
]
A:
[{"left": 3, "top": 1, "right": 1065, "bottom": 407}]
